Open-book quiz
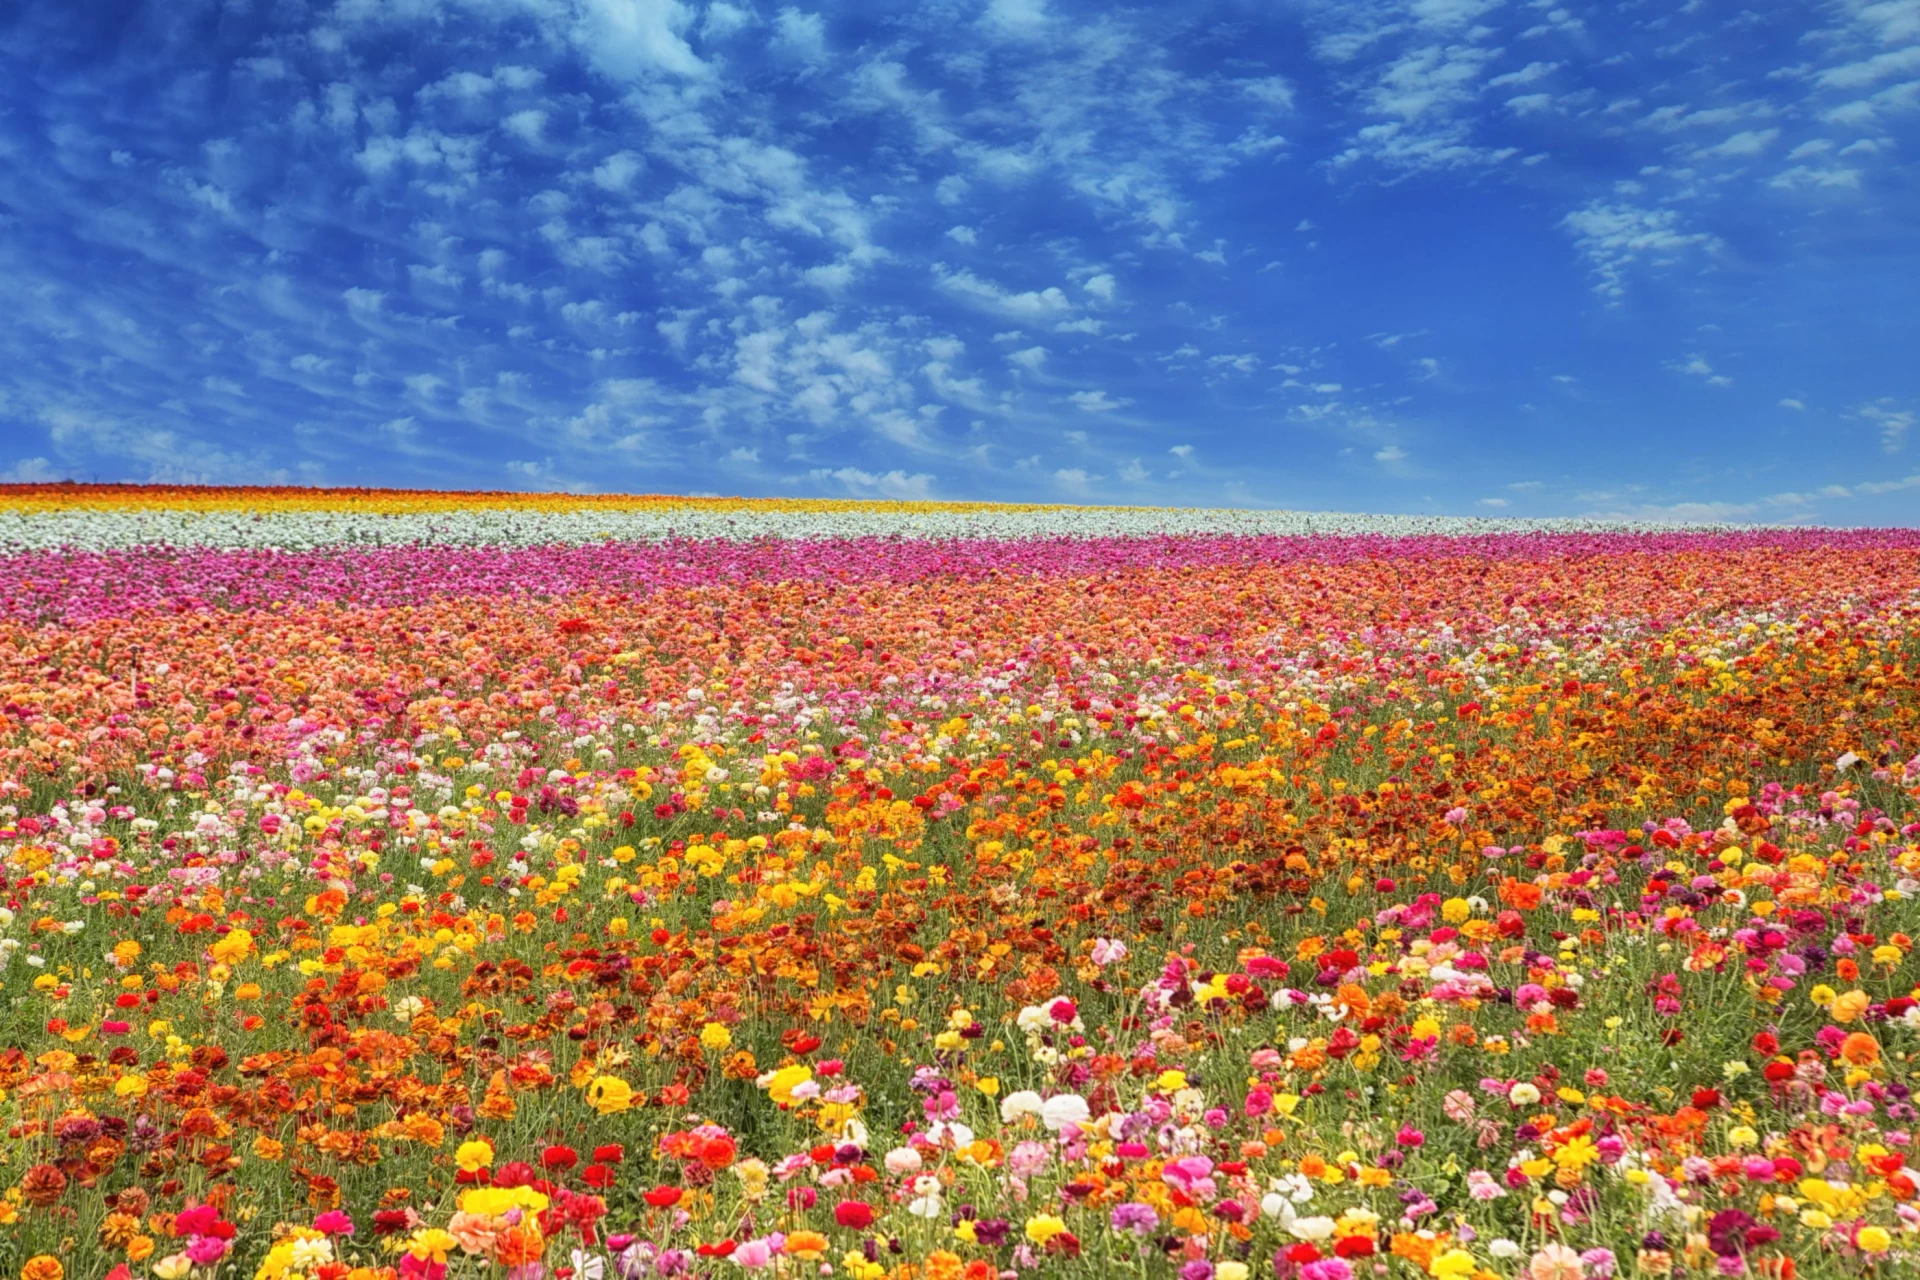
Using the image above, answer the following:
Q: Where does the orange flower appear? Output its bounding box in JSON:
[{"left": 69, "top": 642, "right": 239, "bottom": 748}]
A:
[{"left": 1839, "top": 1032, "right": 1881, "bottom": 1066}]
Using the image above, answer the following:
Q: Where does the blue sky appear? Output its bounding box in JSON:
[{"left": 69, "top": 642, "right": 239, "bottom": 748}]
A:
[{"left": 2, "top": 0, "right": 1917, "bottom": 520}]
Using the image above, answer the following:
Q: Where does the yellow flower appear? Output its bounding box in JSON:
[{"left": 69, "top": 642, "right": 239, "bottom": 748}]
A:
[
  {"left": 406, "top": 1228, "right": 459, "bottom": 1263},
  {"left": 586, "top": 1075, "right": 634, "bottom": 1115},
  {"left": 700, "top": 1021, "right": 733, "bottom": 1051},
  {"left": 1431, "top": 1249, "right": 1478, "bottom": 1279},
  {"left": 976, "top": 1077, "right": 1000, "bottom": 1097},
  {"left": 114, "top": 1073, "right": 149, "bottom": 1098},
  {"left": 454, "top": 1138, "right": 494, "bottom": 1173},
  {"left": 1856, "top": 1226, "right": 1891, "bottom": 1253},
  {"left": 209, "top": 928, "right": 254, "bottom": 965},
  {"left": 1156, "top": 1069, "right": 1189, "bottom": 1092},
  {"left": 1829, "top": 989, "right": 1871, "bottom": 1023},
  {"left": 1553, "top": 1135, "right": 1599, "bottom": 1171},
  {"left": 762, "top": 1064, "right": 813, "bottom": 1107},
  {"left": 459, "top": 1186, "right": 551, "bottom": 1220},
  {"left": 21, "top": 1257, "right": 63, "bottom": 1280},
  {"left": 1726, "top": 1126, "right": 1758, "bottom": 1148},
  {"left": 1218, "top": 1264, "right": 1251, "bottom": 1280},
  {"left": 1810, "top": 984, "right": 1837, "bottom": 1008},
  {"left": 1024, "top": 1214, "right": 1068, "bottom": 1246}
]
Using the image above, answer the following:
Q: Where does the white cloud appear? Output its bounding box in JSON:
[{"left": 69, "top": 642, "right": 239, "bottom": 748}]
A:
[
  {"left": 811, "top": 466, "right": 935, "bottom": 499},
  {"left": 1769, "top": 166, "right": 1864, "bottom": 191},
  {"left": 1817, "top": 46, "right": 1920, "bottom": 90},
  {"left": 1053, "top": 466, "right": 1096, "bottom": 495},
  {"left": 1119, "top": 457, "right": 1148, "bottom": 482},
  {"left": 1478, "top": 496, "right": 1508, "bottom": 507},
  {"left": 1007, "top": 345, "right": 1048, "bottom": 370},
  {"left": 772, "top": 8, "right": 829, "bottom": 65},
  {"left": 592, "top": 150, "right": 643, "bottom": 190},
  {"left": 1410, "top": 0, "right": 1502, "bottom": 29},
  {"left": 1240, "top": 76, "right": 1295, "bottom": 110},
  {"left": 935, "top": 266, "right": 1073, "bottom": 319},
  {"left": 0, "top": 456, "right": 62, "bottom": 482},
  {"left": 1560, "top": 201, "right": 1720, "bottom": 298},
  {"left": 1696, "top": 128, "right": 1779, "bottom": 159},
  {"left": 1082, "top": 273, "right": 1116, "bottom": 302},
  {"left": 1374, "top": 444, "right": 1407, "bottom": 463},
  {"left": 1665, "top": 354, "right": 1734, "bottom": 387},
  {"left": 503, "top": 109, "right": 547, "bottom": 143},
  {"left": 702, "top": 3, "right": 753, "bottom": 39},
  {"left": 1780, "top": 398, "right": 1805, "bottom": 410},
  {"left": 1857, "top": 400, "right": 1915, "bottom": 452},
  {"left": 1487, "top": 60, "right": 1558, "bottom": 88},
  {"left": 946, "top": 225, "right": 977, "bottom": 245},
  {"left": 981, "top": 0, "right": 1050, "bottom": 40},
  {"left": 572, "top": 0, "right": 707, "bottom": 80},
  {"left": 1068, "top": 389, "right": 1129, "bottom": 412}
]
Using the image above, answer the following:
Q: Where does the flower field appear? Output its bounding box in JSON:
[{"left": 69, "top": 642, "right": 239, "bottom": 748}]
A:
[{"left": 5, "top": 486, "right": 1920, "bottom": 1280}]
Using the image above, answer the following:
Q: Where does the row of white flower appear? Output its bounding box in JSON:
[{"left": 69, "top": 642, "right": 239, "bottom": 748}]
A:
[{"left": 0, "top": 504, "right": 1786, "bottom": 550}]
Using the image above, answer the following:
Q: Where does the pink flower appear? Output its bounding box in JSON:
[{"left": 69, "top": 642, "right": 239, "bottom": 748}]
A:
[
  {"left": 314, "top": 1210, "right": 355, "bottom": 1236},
  {"left": 185, "top": 1237, "right": 230, "bottom": 1266},
  {"left": 732, "top": 1237, "right": 776, "bottom": 1268},
  {"left": 1301, "top": 1261, "right": 1354, "bottom": 1280},
  {"left": 1161, "top": 1156, "right": 1217, "bottom": 1201},
  {"left": 1530, "top": 1243, "right": 1585, "bottom": 1280}
]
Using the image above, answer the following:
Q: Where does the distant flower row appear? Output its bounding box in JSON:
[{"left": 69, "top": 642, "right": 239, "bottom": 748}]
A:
[{"left": 0, "top": 483, "right": 1799, "bottom": 550}]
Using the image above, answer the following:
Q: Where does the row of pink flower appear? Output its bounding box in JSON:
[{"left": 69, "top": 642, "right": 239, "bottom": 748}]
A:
[{"left": 6, "top": 529, "right": 1920, "bottom": 623}]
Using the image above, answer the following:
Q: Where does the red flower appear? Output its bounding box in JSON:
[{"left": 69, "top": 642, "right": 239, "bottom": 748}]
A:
[
  {"left": 644, "top": 1186, "right": 683, "bottom": 1208},
  {"left": 834, "top": 1201, "right": 875, "bottom": 1230},
  {"left": 593, "top": 1144, "right": 625, "bottom": 1164},
  {"left": 583, "top": 1165, "right": 616, "bottom": 1190},
  {"left": 696, "top": 1241, "right": 736, "bottom": 1258},
  {"left": 1335, "top": 1236, "right": 1377, "bottom": 1258},
  {"left": 1691, "top": 1088, "right": 1721, "bottom": 1110},
  {"left": 542, "top": 1145, "right": 578, "bottom": 1171}
]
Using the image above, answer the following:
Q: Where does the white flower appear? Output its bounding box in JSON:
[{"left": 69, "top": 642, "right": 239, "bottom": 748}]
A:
[
  {"left": 999, "top": 1090, "right": 1045, "bottom": 1123},
  {"left": 908, "top": 1176, "right": 944, "bottom": 1218},
  {"left": 1015, "top": 1004, "right": 1052, "bottom": 1034},
  {"left": 1489, "top": 1239, "right": 1522, "bottom": 1259},
  {"left": 1041, "top": 1093, "right": 1090, "bottom": 1132},
  {"left": 1288, "top": 1216, "right": 1336, "bottom": 1241},
  {"left": 1509, "top": 1082, "right": 1542, "bottom": 1106},
  {"left": 925, "top": 1121, "right": 974, "bottom": 1151},
  {"left": 1260, "top": 1193, "right": 1295, "bottom": 1223},
  {"left": 289, "top": 1238, "right": 335, "bottom": 1268},
  {"left": 884, "top": 1147, "right": 922, "bottom": 1176}
]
